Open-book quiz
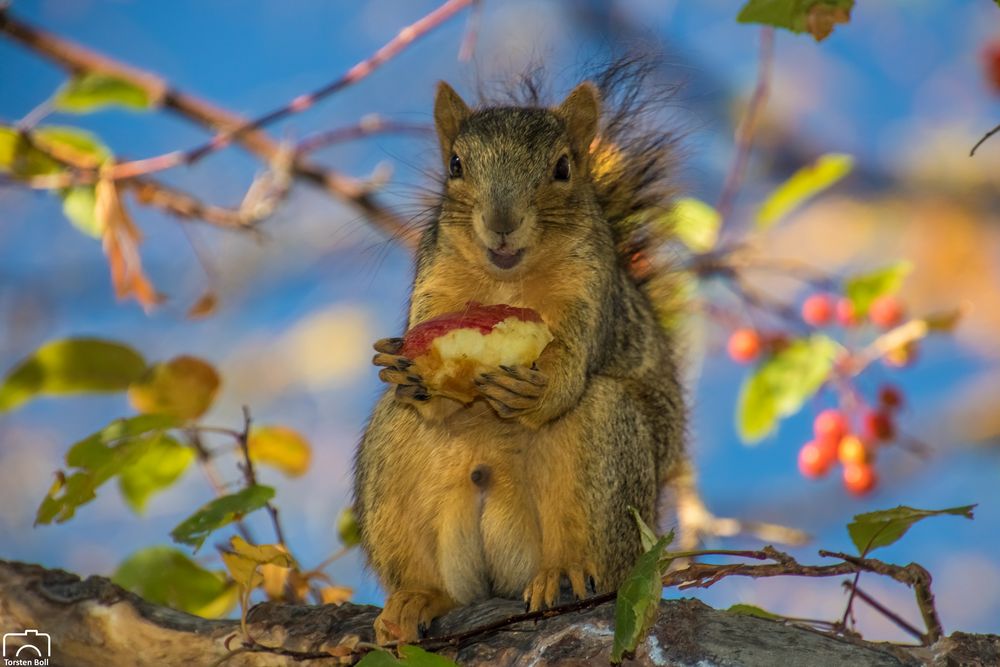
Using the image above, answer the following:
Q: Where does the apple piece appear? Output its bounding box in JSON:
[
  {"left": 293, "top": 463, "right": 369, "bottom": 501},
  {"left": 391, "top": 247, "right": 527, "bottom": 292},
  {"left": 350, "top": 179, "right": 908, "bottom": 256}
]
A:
[{"left": 402, "top": 302, "right": 552, "bottom": 403}]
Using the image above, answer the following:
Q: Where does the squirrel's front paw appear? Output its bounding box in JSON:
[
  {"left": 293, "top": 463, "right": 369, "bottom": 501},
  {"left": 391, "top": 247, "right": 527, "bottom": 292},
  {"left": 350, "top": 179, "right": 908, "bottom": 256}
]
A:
[
  {"left": 475, "top": 365, "right": 548, "bottom": 419},
  {"left": 373, "top": 337, "right": 431, "bottom": 405}
]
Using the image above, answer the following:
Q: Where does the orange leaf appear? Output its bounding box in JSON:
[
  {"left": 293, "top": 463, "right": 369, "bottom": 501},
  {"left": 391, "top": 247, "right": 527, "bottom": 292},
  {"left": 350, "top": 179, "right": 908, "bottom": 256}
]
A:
[
  {"left": 319, "top": 585, "right": 353, "bottom": 605},
  {"left": 96, "top": 171, "right": 163, "bottom": 311},
  {"left": 187, "top": 291, "right": 218, "bottom": 319}
]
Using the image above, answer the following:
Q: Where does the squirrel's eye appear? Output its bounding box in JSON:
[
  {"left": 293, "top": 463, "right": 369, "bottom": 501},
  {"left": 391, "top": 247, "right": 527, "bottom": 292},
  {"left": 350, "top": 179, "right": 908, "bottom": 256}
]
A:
[
  {"left": 553, "top": 154, "right": 571, "bottom": 181},
  {"left": 449, "top": 154, "right": 463, "bottom": 179}
]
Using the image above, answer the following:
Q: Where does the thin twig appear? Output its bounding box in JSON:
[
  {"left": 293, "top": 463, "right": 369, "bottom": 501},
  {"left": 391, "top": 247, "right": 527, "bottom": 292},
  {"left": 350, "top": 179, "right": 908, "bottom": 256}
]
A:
[
  {"left": 458, "top": 0, "right": 483, "bottom": 61},
  {"left": 295, "top": 116, "right": 431, "bottom": 155},
  {"left": 188, "top": 429, "right": 255, "bottom": 544},
  {"left": 235, "top": 406, "right": 288, "bottom": 548},
  {"left": 842, "top": 581, "right": 924, "bottom": 642},
  {"left": 970, "top": 121, "right": 1000, "bottom": 156},
  {"left": 717, "top": 27, "right": 774, "bottom": 235},
  {"left": 820, "top": 550, "right": 942, "bottom": 643}
]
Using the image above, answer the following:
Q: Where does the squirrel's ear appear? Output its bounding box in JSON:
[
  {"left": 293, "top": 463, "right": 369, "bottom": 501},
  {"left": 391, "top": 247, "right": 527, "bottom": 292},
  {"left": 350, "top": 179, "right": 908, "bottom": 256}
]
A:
[
  {"left": 434, "top": 81, "right": 470, "bottom": 160},
  {"left": 557, "top": 82, "right": 601, "bottom": 160}
]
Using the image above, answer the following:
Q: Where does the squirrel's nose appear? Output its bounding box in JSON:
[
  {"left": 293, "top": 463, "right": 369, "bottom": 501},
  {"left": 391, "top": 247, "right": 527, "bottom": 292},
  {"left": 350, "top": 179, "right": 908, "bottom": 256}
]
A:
[{"left": 484, "top": 210, "right": 522, "bottom": 235}]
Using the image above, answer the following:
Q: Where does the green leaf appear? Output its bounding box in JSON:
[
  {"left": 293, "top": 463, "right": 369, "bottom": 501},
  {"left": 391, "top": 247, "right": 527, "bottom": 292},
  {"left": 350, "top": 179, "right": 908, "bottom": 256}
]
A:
[
  {"left": 33, "top": 126, "right": 111, "bottom": 164},
  {"left": 357, "top": 651, "right": 403, "bottom": 667},
  {"left": 127, "top": 355, "right": 221, "bottom": 420},
  {"left": 61, "top": 186, "right": 103, "bottom": 238},
  {"left": 354, "top": 647, "right": 457, "bottom": 667},
  {"left": 54, "top": 73, "right": 154, "bottom": 113},
  {"left": 0, "top": 338, "right": 147, "bottom": 413},
  {"left": 113, "top": 546, "right": 237, "bottom": 618},
  {"left": 118, "top": 434, "right": 194, "bottom": 513},
  {"left": 337, "top": 506, "right": 361, "bottom": 548},
  {"left": 843, "top": 261, "right": 913, "bottom": 319},
  {"left": 737, "top": 335, "right": 837, "bottom": 443},
  {"left": 846, "top": 504, "right": 976, "bottom": 556},
  {"left": 611, "top": 535, "right": 669, "bottom": 664},
  {"left": 397, "top": 646, "right": 459, "bottom": 666},
  {"left": 728, "top": 603, "right": 781, "bottom": 620},
  {"left": 36, "top": 414, "right": 179, "bottom": 525},
  {"left": 0, "top": 126, "right": 63, "bottom": 177},
  {"left": 756, "top": 153, "right": 854, "bottom": 230},
  {"left": 629, "top": 506, "right": 659, "bottom": 553},
  {"left": 737, "top": 0, "right": 854, "bottom": 39},
  {"left": 66, "top": 414, "right": 180, "bottom": 467},
  {"left": 671, "top": 198, "right": 720, "bottom": 252},
  {"left": 170, "top": 485, "right": 275, "bottom": 551}
]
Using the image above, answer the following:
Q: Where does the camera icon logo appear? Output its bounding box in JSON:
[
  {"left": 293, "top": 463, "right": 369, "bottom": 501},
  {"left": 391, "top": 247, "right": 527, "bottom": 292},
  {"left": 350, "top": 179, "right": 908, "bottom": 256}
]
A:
[{"left": 2, "top": 629, "right": 51, "bottom": 659}]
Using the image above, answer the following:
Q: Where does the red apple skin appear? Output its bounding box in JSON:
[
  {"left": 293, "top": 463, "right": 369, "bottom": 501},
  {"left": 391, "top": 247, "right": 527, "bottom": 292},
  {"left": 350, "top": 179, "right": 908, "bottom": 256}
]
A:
[{"left": 401, "top": 302, "right": 542, "bottom": 358}]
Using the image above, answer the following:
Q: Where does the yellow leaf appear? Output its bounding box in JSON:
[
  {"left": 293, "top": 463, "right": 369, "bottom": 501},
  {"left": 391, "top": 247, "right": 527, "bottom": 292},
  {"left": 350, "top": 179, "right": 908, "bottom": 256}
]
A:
[
  {"left": 670, "top": 198, "right": 720, "bottom": 252},
  {"left": 261, "top": 562, "right": 290, "bottom": 600},
  {"left": 221, "top": 536, "right": 292, "bottom": 593},
  {"left": 128, "top": 355, "right": 221, "bottom": 420},
  {"left": 756, "top": 153, "right": 854, "bottom": 230},
  {"left": 248, "top": 425, "right": 312, "bottom": 477}
]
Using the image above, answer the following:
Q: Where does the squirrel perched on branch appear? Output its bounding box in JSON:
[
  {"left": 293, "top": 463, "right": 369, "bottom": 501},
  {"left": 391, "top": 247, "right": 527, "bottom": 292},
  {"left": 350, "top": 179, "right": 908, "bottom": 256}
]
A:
[{"left": 353, "top": 62, "right": 802, "bottom": 644}]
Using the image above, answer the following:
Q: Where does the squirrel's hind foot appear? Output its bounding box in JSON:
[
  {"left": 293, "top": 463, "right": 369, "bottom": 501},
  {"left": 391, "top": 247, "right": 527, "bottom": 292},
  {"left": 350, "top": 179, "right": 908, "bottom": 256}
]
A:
[
  {"left": 375, "top": 588, "right": 456, "bottom": 645},
  {"left": 522, "top": 563, "right": 596, "bottom": 612}
]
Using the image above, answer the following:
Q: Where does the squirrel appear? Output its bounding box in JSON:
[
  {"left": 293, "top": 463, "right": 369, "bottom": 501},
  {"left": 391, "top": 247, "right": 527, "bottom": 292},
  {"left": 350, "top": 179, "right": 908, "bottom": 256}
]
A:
[{"left": 353, "top": 63, "right": 690, "bottom": 645}]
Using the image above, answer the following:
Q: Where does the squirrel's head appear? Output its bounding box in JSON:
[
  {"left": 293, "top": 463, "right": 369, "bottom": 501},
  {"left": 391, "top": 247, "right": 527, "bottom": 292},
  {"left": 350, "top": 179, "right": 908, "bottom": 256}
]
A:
[{"left": 432, "top": 81, "right": 601, "bottom": 278}]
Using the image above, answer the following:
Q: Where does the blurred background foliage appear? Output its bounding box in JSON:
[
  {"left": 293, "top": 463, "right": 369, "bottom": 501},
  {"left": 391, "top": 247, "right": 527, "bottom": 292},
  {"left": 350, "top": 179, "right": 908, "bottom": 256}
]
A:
[{"left": 1, "top": 0, "right": 999, "bottom": 642}]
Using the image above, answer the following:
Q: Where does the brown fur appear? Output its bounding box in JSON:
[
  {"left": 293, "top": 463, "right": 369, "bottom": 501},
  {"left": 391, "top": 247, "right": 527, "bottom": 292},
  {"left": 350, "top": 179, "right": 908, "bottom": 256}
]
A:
[{"left": 354, "top": 70, "right": 685, "bottom": 643}]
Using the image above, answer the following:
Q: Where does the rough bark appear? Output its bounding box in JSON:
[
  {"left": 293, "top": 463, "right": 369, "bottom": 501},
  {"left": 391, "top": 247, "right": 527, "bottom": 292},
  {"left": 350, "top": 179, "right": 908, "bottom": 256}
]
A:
[{"left": 1, "top": 560, "right": 996, "bottom": 666}]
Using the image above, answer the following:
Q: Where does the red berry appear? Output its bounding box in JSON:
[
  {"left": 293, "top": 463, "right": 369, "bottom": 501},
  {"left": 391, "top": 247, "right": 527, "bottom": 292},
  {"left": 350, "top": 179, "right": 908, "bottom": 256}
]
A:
[
  {"left": 836, "top": 298, "right": 858, "bottom": 326},
  {"left": 861, "top": 409, "right": 895, "bottom": 442},
  {"left": 869, "top": 295, "right": 905, "bottom": 329},
  {"left": 798, "top": 440, "right": 834, "bottom": 479},
  {"left": 728, "top": 328, "right": 761, "bottom": 364},
  {"left": 983, "top": 39, "right": 1000, "bottom": 94},
  {"left": 878, "top": 384, "right": 903, "bottom": 410},
  {"left": 837, "top": 434, "right": 869, "bottom": 466},
  {"left": 814, "top": 409, "right": 849, "bottom": 446},
  {"left": 843, "top": 463, "right": 877, "bottom": 495},
  {"left": 801, "top": 293, "right": 835, "bottom": 327}
]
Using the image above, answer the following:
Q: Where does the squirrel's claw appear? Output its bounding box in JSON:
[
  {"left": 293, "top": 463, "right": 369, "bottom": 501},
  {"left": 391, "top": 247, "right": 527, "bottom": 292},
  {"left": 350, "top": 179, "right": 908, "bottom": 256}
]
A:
[
  {"left": 376, "top": 588, "right": 454, "bottom": 645},
  {"left": 475, "top": 366, "right": 547, "bottom": 419},
  {"left": 373, "top": 337, "right": 404, "bottom": 354},
  {"left": 372, "top": 344, "right": 431, "bottom": 405},
  {"left": 373, "top": 352, "right": 412, "bottom": 370},
  {"left": 523, "top": 564, "right": 594, "bottom": 612},
  {"left": 378, "top": 367, "right": 423, "bottom": 386}
]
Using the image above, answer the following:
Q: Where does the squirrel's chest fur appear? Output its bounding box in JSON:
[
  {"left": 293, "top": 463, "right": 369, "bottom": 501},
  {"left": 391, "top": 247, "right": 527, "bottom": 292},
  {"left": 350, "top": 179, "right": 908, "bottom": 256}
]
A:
[{"left": 371, "top": 252, "right": 600, "bottom": 602}]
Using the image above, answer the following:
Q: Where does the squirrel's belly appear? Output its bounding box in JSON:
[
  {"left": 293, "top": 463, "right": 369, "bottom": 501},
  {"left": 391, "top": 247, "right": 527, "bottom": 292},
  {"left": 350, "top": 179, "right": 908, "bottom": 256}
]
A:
[{"left": 435, "top": 428, "right": 540, "bottom": 603}]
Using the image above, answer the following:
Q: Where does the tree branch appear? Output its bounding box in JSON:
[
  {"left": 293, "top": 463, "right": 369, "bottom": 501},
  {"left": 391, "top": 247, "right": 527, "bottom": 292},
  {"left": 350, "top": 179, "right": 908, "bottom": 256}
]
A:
[
  {"left": 0, "top": 8, "right": 419, "bottom": 246},
  {"left": 4, "top": 559, "right": 994, "bottom": 666}
]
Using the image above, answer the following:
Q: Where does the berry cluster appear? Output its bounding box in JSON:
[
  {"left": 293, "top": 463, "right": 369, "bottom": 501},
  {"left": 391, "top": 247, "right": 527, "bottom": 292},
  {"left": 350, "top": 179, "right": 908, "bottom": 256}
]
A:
[
  {"left": 798, "top": 390, "right": 902, "bottom": 495},
  {"left": 727, "top": 292, "right": 910, "bottom": 367},
  {"left": 726, "top": 287, "right": 916, "bottom": 495}
]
